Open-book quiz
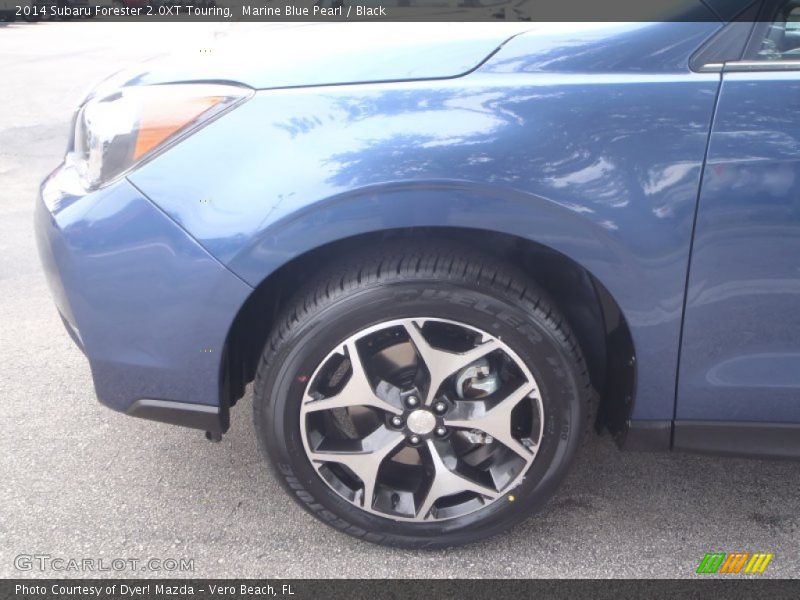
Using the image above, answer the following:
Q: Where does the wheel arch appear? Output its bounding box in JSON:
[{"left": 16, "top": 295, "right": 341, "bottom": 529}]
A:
[{"left": 220, "top": 226, "right": 637, "bottom": 444}]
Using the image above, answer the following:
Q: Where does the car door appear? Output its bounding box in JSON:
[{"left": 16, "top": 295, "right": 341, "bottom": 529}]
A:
[{"left": 675, "top": 0, "right": 800, "bottom": 456}]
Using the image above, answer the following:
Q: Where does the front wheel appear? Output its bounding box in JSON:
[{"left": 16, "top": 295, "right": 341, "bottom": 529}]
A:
[{"left": 254, "top": 242, "right": 593, "bottom": 548}]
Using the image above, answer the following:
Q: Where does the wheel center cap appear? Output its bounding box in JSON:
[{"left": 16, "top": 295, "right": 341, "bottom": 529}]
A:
[{"left": 407, "top": 409, "right": 436, "bottom": 435}]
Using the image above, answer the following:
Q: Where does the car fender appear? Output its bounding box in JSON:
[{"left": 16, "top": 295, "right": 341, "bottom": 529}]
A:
[{"left": 130, "top": 67, "right": 720, "bottom": 421}]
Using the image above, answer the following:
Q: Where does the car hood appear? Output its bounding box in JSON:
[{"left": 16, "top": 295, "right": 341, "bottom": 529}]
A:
[{"left": 97, "top": 24, "right": 532, "bottom": 92}]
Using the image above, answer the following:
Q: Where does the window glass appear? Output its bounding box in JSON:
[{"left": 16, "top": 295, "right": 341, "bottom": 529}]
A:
[{"left": 757, "top": 2, "right": 800, "bottom": 59}]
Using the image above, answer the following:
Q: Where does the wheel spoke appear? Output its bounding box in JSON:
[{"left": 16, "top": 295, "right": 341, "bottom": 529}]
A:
[
  {"left": 444, "top": 381, "right": 538, "bottom": 459},
  {"left": 416, "top": 440, "right": 500, "bottom": 520},
  {"left": 303, "top": 340, "right": 403, "bottom": 415},
  {"left": 308, "top": 426, "right": 405, "bottom": 509},
  {"left": 402, "top": 319, "right": 501, "bottom": 406}
]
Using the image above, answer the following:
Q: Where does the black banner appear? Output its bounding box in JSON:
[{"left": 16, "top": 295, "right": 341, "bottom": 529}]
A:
[
  {"left": 5, "top": 0, "right": 767, "bottom": 23},
  {"left": 4, "top": 579, "right": 800, "bottom": 600}
]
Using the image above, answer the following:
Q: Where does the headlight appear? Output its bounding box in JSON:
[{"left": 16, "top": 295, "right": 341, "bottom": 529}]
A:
[{"left": 68, "top": 83, "right": 252, "bottom": 190}]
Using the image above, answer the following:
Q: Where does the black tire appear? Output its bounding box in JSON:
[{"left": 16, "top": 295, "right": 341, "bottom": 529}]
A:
[{"left": 253, "top": 241, "right": 593, "bottom": 548}]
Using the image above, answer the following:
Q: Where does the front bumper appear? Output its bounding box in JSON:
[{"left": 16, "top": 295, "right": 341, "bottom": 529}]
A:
[{"left": 35, "top": 165, "right": 253, "bottom": 433}]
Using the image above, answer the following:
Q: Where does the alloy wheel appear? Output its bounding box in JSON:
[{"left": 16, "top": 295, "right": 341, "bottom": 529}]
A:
[{"left": 299, "top": 317, "right": 544, "bottom": 522}]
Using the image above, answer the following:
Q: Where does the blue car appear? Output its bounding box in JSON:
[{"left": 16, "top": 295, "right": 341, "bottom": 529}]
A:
[{"left": 35, "top": 3, "right": 800, "bottom": 547}]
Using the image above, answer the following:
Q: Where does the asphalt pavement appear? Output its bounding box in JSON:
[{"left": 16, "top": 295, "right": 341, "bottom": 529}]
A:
[{"left": 1, "top": 21, "right": 799, "bottom": 579}]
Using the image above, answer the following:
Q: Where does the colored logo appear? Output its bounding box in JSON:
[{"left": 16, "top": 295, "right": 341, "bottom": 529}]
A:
[{"left": 696, "top": 552, "right": 773, "bottom": 574}]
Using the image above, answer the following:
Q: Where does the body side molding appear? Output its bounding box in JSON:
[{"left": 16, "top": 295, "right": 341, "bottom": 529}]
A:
[
  {"left": 674, "top": 421, "right": 800, "bottom": 460},
  {"left": 127, "top": 398, "right": 228, "bottom": 434}
]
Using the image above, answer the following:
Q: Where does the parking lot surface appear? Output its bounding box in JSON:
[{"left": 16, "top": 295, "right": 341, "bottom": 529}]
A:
[{"left": 1, "top": 21, "right": 799, "bottom": 579}]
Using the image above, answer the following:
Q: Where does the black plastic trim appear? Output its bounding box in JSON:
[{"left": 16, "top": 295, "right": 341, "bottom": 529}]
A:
[
  {"left": 702, "top": 0, "right": 760, "bottom": 21},
  {"left": 674, "top": 420, "right": 800, "bottom": 459},
  {"left": 617, "top": 420, "right": 672, "bottom": 452},
  {"left": 593, "top": 276, "right": 637, "bottom": 442},
  {"left": 126, "top": 399, "right": 227, "bottom": 434}
]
